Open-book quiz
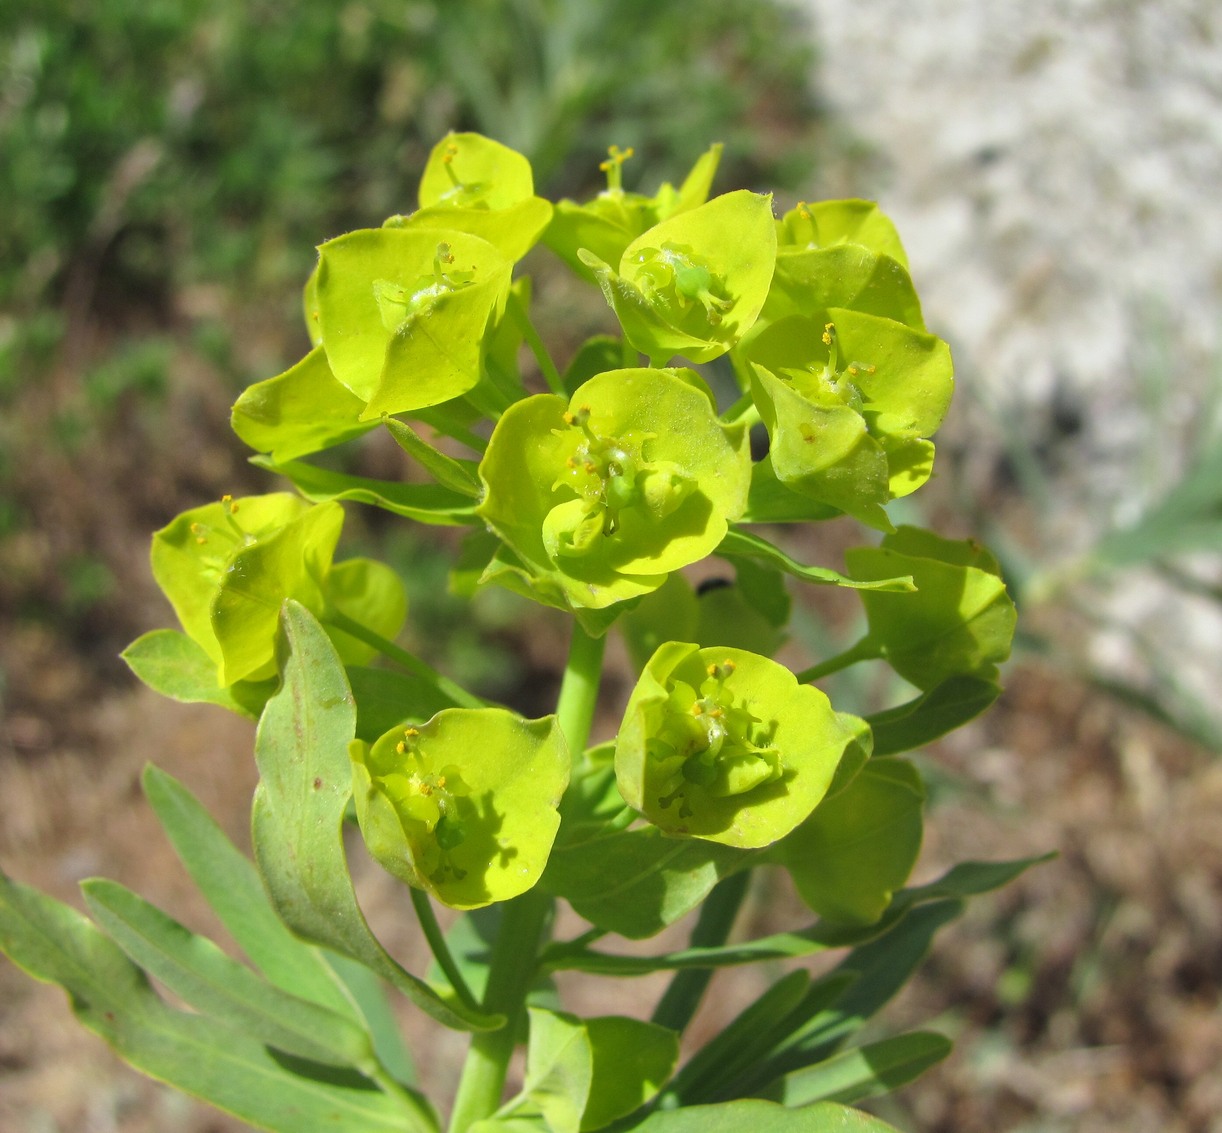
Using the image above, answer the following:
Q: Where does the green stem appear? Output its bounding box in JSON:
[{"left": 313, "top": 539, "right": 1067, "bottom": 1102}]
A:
[
  {"left": 651, "top": 870, "right": 751, "bottom": 1033},
  {"left": 445, "top": 624, "right": 605, "bottom": 1130},
  {"left": 446, "top": 886, "right": 552, "bottom": 1133},
  {"left": 721, "top": 391, "right": 761, "bottom": 428},
  {"left": 508, "top": 290, "right": 565, "bottom": 397},
  {"left": 410, "top": 887, "right": 481, "bottom": 1013},
  {"left": 321, "top": 608, "right": 484, "bottom": 710},
  {"left": 794, "top": 634, "right": 881, "bottom": 683},
  {"left": 555, "top": 620, "right": 607, "bottom": 756}
]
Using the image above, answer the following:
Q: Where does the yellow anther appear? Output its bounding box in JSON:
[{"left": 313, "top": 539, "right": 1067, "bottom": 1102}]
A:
[
  {"left": 797, "top": 202, "right": 811, "bottom": 219},
  {"left": 195, "top": 536, "right": 206, "bottom": 545},
  {"left": 691, "top": 703, "right": 705, "bottom": 716},
  {"left": 822, "top": 323, "right": 834, "bottom": 347},
  {"left": 190, "top": 522, "right": 204, "bottom": 534},
  {"left": 848, "top": 365, "right": 858, "bottom": 375},
  {"left": 404, "top": 727, "right": 420, "bottom": 738},
  {"left": 396, "top": 741, "right": 407, "bottom": 754},
  {"left": 708, "top": 707, "right": 724, "bottom": 719},
  {"left": 583, "top": 461, "right": 598, "bottom": 475},
  {"left": 436, "top": 776, "right": 446, "bottom": 789},
  {"left": 221, "top": 493, "right": 232, "bottom": 504}
]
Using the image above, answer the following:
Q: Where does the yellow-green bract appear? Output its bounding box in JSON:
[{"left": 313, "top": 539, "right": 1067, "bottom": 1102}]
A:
[
  {"left": 615, "top": 643, "right": 862, "bottom": 849},
  {"left": 476, "top": 368, "right": 751, "bottom": 622},
  {"left": 150, "top": 493, "right": 405, "bottom": 686},
  {"left": 350, "top": 708, "right": 569, "bottom": 909}
]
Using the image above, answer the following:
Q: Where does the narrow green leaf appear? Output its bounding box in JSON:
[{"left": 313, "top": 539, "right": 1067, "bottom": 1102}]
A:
[
  {"left": 251, "top": 456, "right": 479, "bottom": 525},
  {"left": 325, "top": 951, "right": 418, "bottom": 1085},
  {"left": 665, "top": 970, "right": 810, "bottom": 1104},
  {"left": 626, "top": 1099, "right": 900, "bottom": 1132},
  {"left": 0, "top": 873, "right": 434, "bottom": 1133},
  {"left": 142, "top": 765, "right": 359, "bottom": 1021},
  {"left": 762, "top": 901, "right": 963, "bottom": 1074},
  {"left": 757, "top": 1031, "right": 951, "bottom": 1107},
  {"left": 80, "top": 879, "right": 374, "bottom": 1068},
  {"left": 544, "top": 856, "right": 1046, "bottom": 979},
  {"left": 718, "top": 530, "right": 915, "bottom": 593},
  {"left": 251, "top": 600, "right": 501, "bottom": 1031},
  {"left": 122, "top": 630, "right": 275, "bottom": 719},
  {"left": 384, "top": 417, "right": 482, "bottom": 497},
  {"left": 866, "top": 674, "right": 1001, "bottom": 756}
]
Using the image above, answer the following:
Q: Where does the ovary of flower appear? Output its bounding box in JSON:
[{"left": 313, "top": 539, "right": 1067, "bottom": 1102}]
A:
[
  {"left": 372, "top": 243, "right": 476, "bottom": 333},
  {"left": 631, "top": 242, "right": 733, "bottom": 325}
]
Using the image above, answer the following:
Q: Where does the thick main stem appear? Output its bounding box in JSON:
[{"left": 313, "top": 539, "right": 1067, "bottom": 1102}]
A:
[{"left": 445, "top": 621, "right": 607, "bottom": 1132}]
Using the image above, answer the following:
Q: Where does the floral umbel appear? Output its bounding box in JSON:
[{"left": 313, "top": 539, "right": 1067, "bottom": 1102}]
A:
[{"left": 1, "top": 133, "right": 1029, "bottom": 1133}]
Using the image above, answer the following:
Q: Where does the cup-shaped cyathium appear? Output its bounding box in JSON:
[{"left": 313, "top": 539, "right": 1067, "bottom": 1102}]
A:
[
  {"left": 578, "top": 189, "right": 777, "bottom": 365},
  {"left": 350, "top": 708, "right": 569, "bottom": 909},
  {"left": 615, "top": 643, "right": 861, "bottom": 849},
  {"left": 747, "top": 307, "right": 953, "bottom": 529},
  {"left": 151, "top": 493, "right": 404, "bottom": 686},
  {"left": 477, "top": 368, "right": 750, "bottom": 617}
]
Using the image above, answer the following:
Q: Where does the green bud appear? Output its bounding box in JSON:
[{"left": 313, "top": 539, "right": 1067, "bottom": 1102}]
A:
[{"left": 477, "top": 368, "right": 750, "bottom": 619}]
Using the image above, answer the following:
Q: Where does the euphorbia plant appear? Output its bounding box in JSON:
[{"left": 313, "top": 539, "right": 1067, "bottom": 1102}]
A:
[{"left": 0, "top": 134, "right": 1038, "bottom": 1133}]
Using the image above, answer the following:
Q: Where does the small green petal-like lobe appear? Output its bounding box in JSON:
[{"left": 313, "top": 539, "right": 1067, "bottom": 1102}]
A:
[
  {"left": 757, "top": 200, "right": 925, "bottom": 335},
  {"left": 396, "top": 135, "right": 552, "bottom": 263},
  {"left": 777, "top": 199, "right": 910, "bottom": 268},
  {"left": 747, "top": 307, "right": 953, "bottom": 529},
  {"left": 580, "top": 190, "right": 777, "bottom": 365},
  {"left": 417, "top": 133, "right": 535, "bottom": 211},
  {"left": 350, "top": 709, "right": 569, "bottom": 909},
  {"left": 314, "top": 226, "right": 512, "bottom": 417},
  {"left": 846, "top": 526, "right": 1016, "bottom": 691},
  {"left": 151, "top": 495, "right": 344, "bottom": 686},
  {"left": 477, "top": 369, "right": 751, "bottom": 617},
  {"left": 545, "top": 143, "right": 724, "bottom": 281},
  {"left": 230, "top": 345, "right": 375, "bottom": 463},
  {"left": 321, "top": 557, "right": 408, "bottom": 666},
  {"left": 615, "top": 644, "right": 858, "bottom": 848}
]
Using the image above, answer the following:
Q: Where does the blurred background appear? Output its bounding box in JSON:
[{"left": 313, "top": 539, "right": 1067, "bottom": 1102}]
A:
[{"left": 1, "top": 1, "right": 1220, "bottom": 1130}]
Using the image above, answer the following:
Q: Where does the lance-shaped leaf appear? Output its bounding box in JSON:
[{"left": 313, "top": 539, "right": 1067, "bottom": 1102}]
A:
[
  {"left": 580, "top": 190, "right": 777, "bottom": 365},
  {"left": 545, "top": 143, "right": 723, "bottom": 282},
  {"left": 616, "top": 644, "right": 860, "bottom": 849},
  {"left": 351, "top": 708, "right": 569, "bottom": 910},
  {"left": 152, "top": 494, "right": 343, "bottom": 686},
  {"left": 314, "top": 226, "right": 512, "bottom": 417},
  {"left": 251, "top": 601, "right": 499, "bottom": 1031},
  {"left": 384, "top": 417, "right": 482, "bottom": 497},
  {"left": 866, "top": 674, "right": 1002, "bottom": 757},
  {"left": 251, "top": 456, "right": 479, "bottom": 526},
  {"left": 582, "top": 1015, "right": 679, "bottom": 1130},
  {"left": 477, "top": 368, "right": 750, "bottom": 619},
  {"left": 0, "top": 873, "right": 436, "bottom": 1133},
  {"left": 716, "top": 529, "right": 915, "bottom": 593},
  {"left": 845, "top": 526, "right": 1016, "bottom": 690},
  {"left": 543, "top": 855, "right": 1049, "bottom": 978},
  {"left": 755, "top": 1031, "right": 951, "bottom": 1108},
  {"left": 80, "top": 879, "right": 375, "bottom": 1068},
  {"left": 775, "top": 759, "right": 924, "bottom": 926},
  {"left": 626, "top": 1099, "right": 901, "bottom": 1132},
  {"left": 231, "top": 345, "right": 375, "bottom": 463}
]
